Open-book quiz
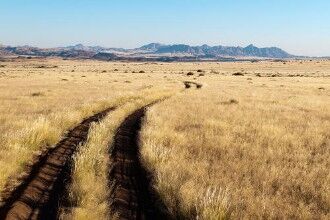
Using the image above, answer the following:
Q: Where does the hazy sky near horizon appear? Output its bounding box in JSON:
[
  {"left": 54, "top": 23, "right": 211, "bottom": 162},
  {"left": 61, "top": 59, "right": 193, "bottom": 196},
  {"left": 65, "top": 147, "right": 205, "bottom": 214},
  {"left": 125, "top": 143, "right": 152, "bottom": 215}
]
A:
[{"left": 0, "top": 0, "right": 329, "bottom": 56}]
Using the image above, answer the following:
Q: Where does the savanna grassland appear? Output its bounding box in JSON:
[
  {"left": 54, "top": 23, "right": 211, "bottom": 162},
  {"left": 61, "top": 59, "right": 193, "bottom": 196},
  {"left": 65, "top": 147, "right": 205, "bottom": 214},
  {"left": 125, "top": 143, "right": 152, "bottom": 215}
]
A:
[{"left": 0, "top": 58, "right": 329, "bottom": 219}]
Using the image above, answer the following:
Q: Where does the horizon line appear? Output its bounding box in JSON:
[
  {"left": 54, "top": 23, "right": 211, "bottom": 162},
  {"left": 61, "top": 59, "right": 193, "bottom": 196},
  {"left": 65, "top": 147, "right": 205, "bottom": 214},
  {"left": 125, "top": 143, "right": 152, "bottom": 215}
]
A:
[{"left": 1, "top": 41, "right": 293, "bottom": 51}]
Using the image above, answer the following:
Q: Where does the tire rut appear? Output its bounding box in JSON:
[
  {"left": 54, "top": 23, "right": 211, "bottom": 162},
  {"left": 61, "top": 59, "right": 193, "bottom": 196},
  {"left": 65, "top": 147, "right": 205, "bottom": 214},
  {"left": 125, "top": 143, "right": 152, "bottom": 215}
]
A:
[
  {"left": 0, "top": 107, "right": 115, "bottom": 220},
  {"left": 109, "top": 105, "right": 169, "bottom": 220}
]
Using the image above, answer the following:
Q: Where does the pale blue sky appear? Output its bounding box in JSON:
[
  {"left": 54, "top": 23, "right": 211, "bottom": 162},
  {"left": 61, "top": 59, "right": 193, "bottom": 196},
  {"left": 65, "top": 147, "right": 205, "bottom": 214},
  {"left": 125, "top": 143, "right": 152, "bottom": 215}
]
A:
[{"left": 0, "top": 0, "right": 329, "bottom": 56}]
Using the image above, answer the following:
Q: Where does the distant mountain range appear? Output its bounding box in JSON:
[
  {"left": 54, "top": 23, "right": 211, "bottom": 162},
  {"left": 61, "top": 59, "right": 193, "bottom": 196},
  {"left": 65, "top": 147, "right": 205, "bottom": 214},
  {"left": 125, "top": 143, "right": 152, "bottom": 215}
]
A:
[
  {"left": 138, "top": 43, "right": 293, "bottom": 58},
  {"left": 0, "top": 43, "right": 298, "bottom": 61}
]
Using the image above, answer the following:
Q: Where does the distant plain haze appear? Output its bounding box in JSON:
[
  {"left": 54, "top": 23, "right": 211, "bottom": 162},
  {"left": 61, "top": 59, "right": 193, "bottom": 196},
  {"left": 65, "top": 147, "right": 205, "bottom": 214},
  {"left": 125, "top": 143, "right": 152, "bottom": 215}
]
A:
[{"left": 0, "top": 0, "right": 329, "bottom": 57}]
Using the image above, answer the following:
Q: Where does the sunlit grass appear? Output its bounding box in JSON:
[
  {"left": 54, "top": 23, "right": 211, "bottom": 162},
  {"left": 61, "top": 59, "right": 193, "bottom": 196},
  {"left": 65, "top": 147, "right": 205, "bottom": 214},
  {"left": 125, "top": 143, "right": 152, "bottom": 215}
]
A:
[{"left": 0, "top": 58, "right": 329, "bottom": 219}]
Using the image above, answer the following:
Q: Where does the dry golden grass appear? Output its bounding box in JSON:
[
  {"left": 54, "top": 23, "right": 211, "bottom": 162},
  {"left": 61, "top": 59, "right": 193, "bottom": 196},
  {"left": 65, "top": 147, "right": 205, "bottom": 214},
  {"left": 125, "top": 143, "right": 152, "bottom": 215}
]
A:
[
  {"left": 0, "top": 58, "right": 179, "bottom": 198},
  {"left": 62, "top": 90, "right": 175, "bottom": 220},
  {"left": 0, "top": 58, "right": 329, "bottom": 219},
  {"left": 141, "top": 75, "right": 330, "bottom": 219}
]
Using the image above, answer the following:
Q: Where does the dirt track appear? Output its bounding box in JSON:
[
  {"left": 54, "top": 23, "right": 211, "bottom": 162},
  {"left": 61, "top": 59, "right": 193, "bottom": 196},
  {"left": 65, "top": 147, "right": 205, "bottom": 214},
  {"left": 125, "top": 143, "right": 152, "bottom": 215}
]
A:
[
  {"left": 109, "top": 106, "right": 169, "bottom": 220},
  {"left": 0, "top": 107, "right": 114, "bottom": 220}
]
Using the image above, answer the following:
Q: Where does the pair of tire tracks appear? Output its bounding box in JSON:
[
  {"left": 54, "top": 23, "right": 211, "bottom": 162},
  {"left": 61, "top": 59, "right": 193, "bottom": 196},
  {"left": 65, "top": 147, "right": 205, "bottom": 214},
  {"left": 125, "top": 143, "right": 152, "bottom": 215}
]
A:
[
  {"left": 0, "top": 103, "right": 169, "bottom": 220},
  {"left": 0, "top": 82, "right": 200, "bottom": 219}
]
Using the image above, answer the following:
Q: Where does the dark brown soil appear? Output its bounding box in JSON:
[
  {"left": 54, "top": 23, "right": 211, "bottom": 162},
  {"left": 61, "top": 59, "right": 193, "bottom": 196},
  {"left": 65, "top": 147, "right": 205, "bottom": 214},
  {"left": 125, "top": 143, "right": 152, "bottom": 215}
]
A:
[
  {"left": 0, "top": 107, "right": 114, "bottom": 220},
  {"left": 109, "top": 106, "right": 169, "bottom": 220}
]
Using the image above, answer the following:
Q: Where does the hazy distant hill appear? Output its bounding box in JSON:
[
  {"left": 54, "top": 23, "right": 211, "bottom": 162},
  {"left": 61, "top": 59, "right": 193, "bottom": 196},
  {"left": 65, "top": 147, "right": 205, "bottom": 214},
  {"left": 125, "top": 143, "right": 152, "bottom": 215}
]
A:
[
  {"left": 138, "top": 43, "right": 165, "bottom": 51},
  {"left": 0, "top": 43, "right": 295, "bottom": 59},
  {"left": 142, "top": 43, "right": 292, "bottom": 58}
]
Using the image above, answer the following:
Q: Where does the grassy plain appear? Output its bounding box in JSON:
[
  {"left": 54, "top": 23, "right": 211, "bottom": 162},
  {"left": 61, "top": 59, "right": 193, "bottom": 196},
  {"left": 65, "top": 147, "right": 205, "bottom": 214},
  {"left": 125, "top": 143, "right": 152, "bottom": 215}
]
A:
[
  {"left": 0, "top": 58, "right": 329, "bottom": 219},
  {"left": 142, "top": 75, "right": 329, "bottom": 219}
]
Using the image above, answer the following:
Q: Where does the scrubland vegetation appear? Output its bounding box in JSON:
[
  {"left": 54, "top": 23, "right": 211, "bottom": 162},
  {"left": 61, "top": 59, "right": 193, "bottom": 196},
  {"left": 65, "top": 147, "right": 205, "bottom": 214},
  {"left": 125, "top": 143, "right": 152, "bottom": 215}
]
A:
[
  {"left": 0, "top": 58, "right": 329, "bottom": 219},
  {"left": 141, "top": 75, "right": 329, "bottom": 219}
]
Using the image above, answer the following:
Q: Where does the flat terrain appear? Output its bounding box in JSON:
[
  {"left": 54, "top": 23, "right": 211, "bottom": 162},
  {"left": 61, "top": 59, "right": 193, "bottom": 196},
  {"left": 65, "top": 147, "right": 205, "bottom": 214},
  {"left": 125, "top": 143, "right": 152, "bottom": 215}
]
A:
[{"left": 0, "top": 58, "right": 329, "bottom": 219}]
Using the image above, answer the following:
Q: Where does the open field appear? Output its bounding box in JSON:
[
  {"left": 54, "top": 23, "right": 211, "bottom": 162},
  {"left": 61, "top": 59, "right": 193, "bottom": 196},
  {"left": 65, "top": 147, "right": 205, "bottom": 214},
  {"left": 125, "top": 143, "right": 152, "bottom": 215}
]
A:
[
  {"left": 0, "top": 58, "right": 329, "bottom": 219},
  {"left": 141, "top": 76, "right": 329, "bottom": 219}
]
